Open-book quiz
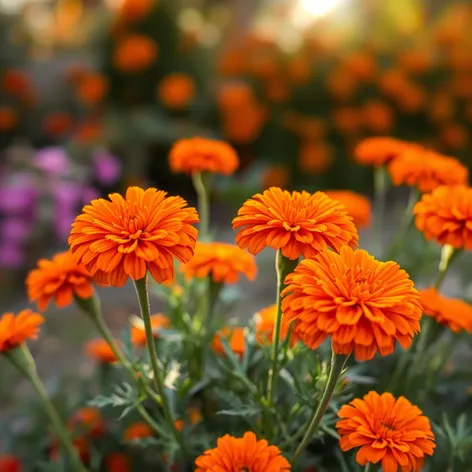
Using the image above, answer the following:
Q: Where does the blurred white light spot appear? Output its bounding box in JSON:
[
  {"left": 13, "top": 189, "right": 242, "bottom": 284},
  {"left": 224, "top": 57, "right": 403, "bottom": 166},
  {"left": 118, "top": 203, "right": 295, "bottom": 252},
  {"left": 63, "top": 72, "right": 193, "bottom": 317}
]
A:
[
  {"left": 178, "top": 8, "right": 204, "bottom": 33},
  {"left": 278, "top": 26, "right": 302, "bottom": 54},
  {"left": 201, "top": 24, "right": 221, "bottom": 48},
  {"left": 291, "top": 0, "right": 346, "bottom": 28}
]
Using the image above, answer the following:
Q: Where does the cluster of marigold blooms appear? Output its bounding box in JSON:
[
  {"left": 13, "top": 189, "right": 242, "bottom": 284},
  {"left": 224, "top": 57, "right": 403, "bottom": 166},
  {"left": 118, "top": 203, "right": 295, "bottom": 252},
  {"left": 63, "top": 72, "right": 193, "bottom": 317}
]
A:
[{"left": 1, "top": 133, "right": 471, "bottom": 472}]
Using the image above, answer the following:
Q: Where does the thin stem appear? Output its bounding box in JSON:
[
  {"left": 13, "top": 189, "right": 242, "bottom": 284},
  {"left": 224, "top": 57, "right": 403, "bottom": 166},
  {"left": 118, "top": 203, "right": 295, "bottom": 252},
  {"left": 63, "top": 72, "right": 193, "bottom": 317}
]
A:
[
  {"left": 192, "top": 172, "right": 211, "bottom": 241},
  {"left": 364, "top": 462, "right": 374, "bottom": 472},
  {"left": 292, "top": 352, "right": 348, "bottom": 463},
  {"left": 20, "top": 347, "right": 88, "bottom": 472},
  {"left": 266, "top": 251, "right": 298, "bottom": 408},
  {"left": 136, "top": 404, "right": 171, "bottom": 439},
  {"left": 373, "top": 166, "right": 388, "bottom": 258},
  {"left": 133, "top": 276, "right": 186, "bottom": 456}
]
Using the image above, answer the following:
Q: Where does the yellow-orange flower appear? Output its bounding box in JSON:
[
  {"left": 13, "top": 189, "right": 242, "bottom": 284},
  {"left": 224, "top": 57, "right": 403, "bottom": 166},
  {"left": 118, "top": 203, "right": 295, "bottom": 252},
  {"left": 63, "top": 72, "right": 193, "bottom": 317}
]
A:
[
  {"left": 221, "top": 102, "right": 266, "bottom": 144},
  {"left": 76, "top": 74, "right": 108, "bottom": 105},
  {"left": 337, "top": 391, "right": 435, "bottom": 472},
  {"left": 362, "top": 101, "right": 395, "bottom": 133},
  {"left": 414, "top": 185, "right": 472, "bottom": 250},
  {"left": 181, "top": 242, "right": 257, "bottom": 284},
  {"left": 131, "top": 314, "right": 170, "bottom": 346},
  {"left": 174, "top": 407, "right": 202, "bottom": 431},
  {"left": 354, "top": 137, "right": 416, "bottom": 167},
  {"left": 113, "top": 35, "right": 158, "bottom": 73},
  {"left": 282, "top": 246, "right": 422, "bottom": 361},
  {"left": 233, "top": 187, "right": 359, "bottom": 260},
  {"left": 117, "top": 0, "right": 155, "bottom": 22},
  {"left": 26, "top": 251, "right": 95, "bottom": 311},
  {"left": 254, "top": 304, "right": 297, "bottom": 346},
  {"left": 0, "top": 107, "right": 18, "bottom": 131},
  {"left": 298, "top": 141, "right": 334, "bottom": 174},
  {"left": 0, "top": 310, "right": 44, "bottom": 353},
  {"left": 212, "top": 327, "right": 245, "bottom": 358},
  {"left": 42, "top": 112, "right": 73, "bottom": 136},
  {"left": 389, "top": 149, "right": 469, "bottom": 193},
  {"left": 69, "top": 187, "right": 199, "bottom": 286},
  {"left": 324, "top": 190, "right": 372, "bottom": 229},
  {"left": 158, "top": 73, "right": 195, "bottom": 110},
  {"left": 84, "top": 339, "right": 118, "bottom": 364},
  {"left": 68, "top": 407, "right": 105, "bottom": 438},
  {"left": 123, "top": 422, "right": 153, "bottom": 442},
  {"left": 261, "top": 165, "right": 290, "bottom": 189},
  {"left": 105, "top": 453, "right": 131, "bottom": 472},
  {"left": 419, "top": 288, "right": 472, "bottom": 333},
  {"left": 195, "top": 431, "right": 291, "bottom": 472},
  {"left": 169, "top": 137, "right": 239, "bottom": 175}
]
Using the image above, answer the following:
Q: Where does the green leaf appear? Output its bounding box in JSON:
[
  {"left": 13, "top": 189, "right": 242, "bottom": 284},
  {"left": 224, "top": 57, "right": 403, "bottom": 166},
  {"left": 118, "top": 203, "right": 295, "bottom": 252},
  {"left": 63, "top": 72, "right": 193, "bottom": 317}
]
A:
[{"left": 216, "top": 405, "right": 262, "bottom": 417}]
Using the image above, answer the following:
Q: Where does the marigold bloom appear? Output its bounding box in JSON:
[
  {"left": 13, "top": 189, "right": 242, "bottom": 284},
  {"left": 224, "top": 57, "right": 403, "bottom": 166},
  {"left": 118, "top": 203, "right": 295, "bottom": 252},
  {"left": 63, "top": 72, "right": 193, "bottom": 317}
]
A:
[
  {"left": 0, "top": 310, "right": 44, "bottom": 353},
  {"left": 169, "top": 137, "right": 239, "bottom": 175},
  {"left": 337, "top": 391, "right": 435, "bottom": 472},
  {"left": 117, "top": 0, "right": 155, "bottom": 22},
  {"left": 354, "top": 137, "right": 416, "bottom": 167},
  {"left": 233, "top": 187, "right": 359, "bottom": 260},
  {"left": 0, "top": 454, "right": 21, "bottom": 472},
  {"left": 363, "top": 101, "right": 395, "bottom": 133},
  {"left": 113, "top": 35, "right": 158, "bottom": 72},
  {"left": 254, "top": 304, "right": 297, "bottom": 346},
  {"left": 261, "top": 165, "right": 290, "bottom": 189},
  {"left": 324, "top": 190, "right": 372, "bottom": 229},
  {"left": 50, "top": 437, "right": 89, "bottom": 464},
  {"left": 84, "top": 339, "right": 118, "bottom": 364},
  {"left": 69, "top": 187, "right": 199, "bottom": 286},
  {"left": 195, "top": 431, "right": 291, "bottom": 472},
  {"left": 131, "top": 314, "right": 170, "bottom": 346},
  {"left": 1, "top": 69, "right": 31, "bottom": 97},
  {"left": 419, "top": 288, "right": 472, "bottom": 333},
  {"left": 389, "top": 149, "right": 469, "bottom": 193},
  {"left": 212, "top": 327, "right": 245, "bottom": 358},
  {"left": 298, "top": 141, "right": 334, "bottom": 174},
  {"left": 42, "top": 112, "right": 73, "bottom": 136},
  {"left": 124, "top": 422, "right": 153, "bottom": 442},
  {"left": 175, "top": 407, "right": 201, "bottom": 431},
  {"left": 0, "top": 107, "right": 18, "bottom": 131},
  {"left": 158, "top": 73, "right": 195, "bottom": 110},
  {"left": 26, "top": 251, "right": 95, "bottom": 311},
  {"left": 282, "top": 246, "right": 422, "bottom": 361},
  {"left": 181, "top": 242, "right": 257, "bottom": 284},
  {"left": 76, "top": 74, "right": 108, "bottom": 105},
  {"left": 105, "top": 453, "right": 131, "bottom": 472},
  {"left": 68, "top": 407, "right": 105, "bottom": 438},
  {"left": 221, "top": 103, "right": 266, "bottom": 144},
  {"left": 74, "top": 121, "right": 101, "bottom": 144},
  {"left": 414, "top": 185, "right": 472, "bottom": 250}
]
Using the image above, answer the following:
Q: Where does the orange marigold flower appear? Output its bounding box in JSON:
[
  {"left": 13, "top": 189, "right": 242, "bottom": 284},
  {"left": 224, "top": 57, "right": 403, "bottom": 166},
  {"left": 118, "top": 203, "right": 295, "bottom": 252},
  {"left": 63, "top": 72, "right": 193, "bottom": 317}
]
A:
[
  {"left": 354, "top": 137, "right": 417, "bottom": 167},
  {"left": 50, "top": 437, "right": 89, "bottom": 464},
  {"left": 113, "top": 35, "right": 158, "bottom": 73},
  {"left": 76, "top": 74, "right": 108, "bottom": 105},
  {"left": 212, "top": 327, "right": 245, "bottom": 358},
  {"left": 84, "top": 339, "right": 118, "bottom": 364},
  {"left": 74, "top": 121, "right": 101, "bottom": 144},
  {"left": 26, "top": 251, "right": 95, "bottom": 311},
  {"left": 232, "top": 187, "right": 359, "bottom": 260},
  {"left": 389, "top": 149, "right": 469, "bottom": 193},
  {"left": 105, "top": 453, "right": 131, "bottom": 472},
  {"left": 0, "top": 310, "right": 44, "bottom": 353},
  {"left": 117, "top": 0, "right": 155, "bottom": 22},
  {"left": 363, "top": 101, "right": 395, "bottom": 133},
  {"left": 131, "top": 314, "right": 170, "bottom": 346},
  {"left": 1, "top": 69, "right": 31, "bottom": 97},
  {"left": 0, "top": 107, "right": 18, "bottom": 131},
  {"left": 337, "top": 391, "right": 435, "bottom": 472},
  {"left": 282, "top": 246, "right": 422, "bottom": 361},
  {"left": 298, "top": 141, "right": 334, "bottom": 174},
  {"left": 414, "top": 185, "right": 472, "bottom": 250},
  {"left": 195, "top": 431, "right": 291, "bottom": 472},
  {"left": 42, "top": 112, "right": 73, "bottom": 136},
  {"left": 419, "top": 288, "right": 472, "bottom": 333},
  {"left": 69, "top": 187, "right": 199, "bottom": 286},
  {"left": 261, "top": 165, "right": 290, "bottom": 189},
  {"left": 158, "top": 73, "right": 195, "bottom": 110},
  {"left": 254, "top": 304, "right": 297, "bottom": 346},
  {"left": 181, "top": 242, "right": 257, "bottom": 284},
  {"left": 68, "top": 407, "right": 105, "bottom": 438},
  {"left": 174, "top": 407, "right": 201, "bottom": 432},
  {"left": 324, "top": 190, "right": 372, "bottom": 229},
  {"left": 123, "top": 422, "right": 153, "bottom": 442},
  {"left": 169, "top": 137, "right": 239, "bottom": 175},
  {"left": 0, "top": 454, "right": 21, "bottom": 472}
]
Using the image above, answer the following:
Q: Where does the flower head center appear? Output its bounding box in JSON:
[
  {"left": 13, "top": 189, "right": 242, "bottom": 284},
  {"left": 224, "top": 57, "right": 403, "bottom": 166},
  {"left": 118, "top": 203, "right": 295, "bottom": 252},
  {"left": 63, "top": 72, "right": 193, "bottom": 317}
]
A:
[
  {"left": 381, "top": 419, "right": 397, "bottom": 432},
  {"left": 283, "top": 221, "right": 301, "bottom": 232}
]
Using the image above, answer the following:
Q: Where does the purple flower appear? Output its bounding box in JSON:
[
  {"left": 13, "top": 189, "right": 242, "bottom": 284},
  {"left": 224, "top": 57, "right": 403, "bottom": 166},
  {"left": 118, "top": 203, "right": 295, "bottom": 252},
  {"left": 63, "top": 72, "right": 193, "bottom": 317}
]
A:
[
  {"left": 0, "top": 178, "right": 37, "bottom": 214},
  {"left": 1, "top": 217, "right": 33, "bottom": 242},
  {"left": 52, "top": 182, "right": 81, "bottom": 240},
  {"left": 33, "top": 147, "right": 71, "bottom": 177},
  {"left": 92, "top": 150, "right": 121, "bottom": 186},
  {"left": 82, "top": 186, "right": 100, "bottom": 205},
  {"left": 0, "top": 243, "right": 25, "bottom": 268}
]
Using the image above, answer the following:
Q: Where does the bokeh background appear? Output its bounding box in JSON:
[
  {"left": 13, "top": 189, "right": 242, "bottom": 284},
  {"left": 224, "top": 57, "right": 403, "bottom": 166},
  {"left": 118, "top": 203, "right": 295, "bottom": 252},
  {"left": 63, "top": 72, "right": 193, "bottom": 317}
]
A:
[{"left": 1, "top": 0, "right": 472, "bottom": 378}]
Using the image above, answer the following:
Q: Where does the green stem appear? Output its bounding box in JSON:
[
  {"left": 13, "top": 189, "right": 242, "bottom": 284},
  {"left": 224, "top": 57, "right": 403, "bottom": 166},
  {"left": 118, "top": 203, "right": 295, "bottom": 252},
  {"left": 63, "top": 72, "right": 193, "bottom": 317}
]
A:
[
  {"left": 373, "top": 166, "right": 388, "bottom": 258},
  {"left": 192, "top": 172, "right": 211, "bottom": 241},
  {"left": 292, "top": 352, "right": 348, "bottom": 463},
  {"left": 18, "top": 346, "right": 88, "bottom": 472},
  {"left": 133, "top": 276, "right": 186, "bottom": 456},
  {"left": 266, "top": 251, "right": 298, "bottom": 409},
  {"left": 364, "top": 462, "right": 374, "bottom": 472}
]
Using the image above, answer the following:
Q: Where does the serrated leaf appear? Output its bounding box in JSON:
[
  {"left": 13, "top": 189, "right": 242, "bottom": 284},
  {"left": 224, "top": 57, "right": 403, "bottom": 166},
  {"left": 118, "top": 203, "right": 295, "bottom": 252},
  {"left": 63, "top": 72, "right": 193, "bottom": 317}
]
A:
[{"left": 216, "top": 405, "right": 261, "bottom": 417}]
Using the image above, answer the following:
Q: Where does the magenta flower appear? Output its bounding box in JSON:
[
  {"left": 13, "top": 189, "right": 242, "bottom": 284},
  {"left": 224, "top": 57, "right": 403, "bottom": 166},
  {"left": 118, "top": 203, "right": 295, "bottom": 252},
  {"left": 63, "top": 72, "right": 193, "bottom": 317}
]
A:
[
  {"left": 92, "top": 150, "right": 121, "bottom": 186},
  {"left": 33, "top": 147, "right": 71, "bottom": 177},
  {"left": 0, "top": 243, "right": 25, "bottom": 268}
]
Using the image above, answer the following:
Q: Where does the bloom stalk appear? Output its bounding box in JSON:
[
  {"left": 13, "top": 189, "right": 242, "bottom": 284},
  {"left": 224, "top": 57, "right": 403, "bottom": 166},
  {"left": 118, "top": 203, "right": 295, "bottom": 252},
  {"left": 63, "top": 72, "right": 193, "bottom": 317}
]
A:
[
  {"left": 266, "top": 251, "right": 298, "bottom": 409},
  {"left": 192, "top": 172, "right": 211, "bottom": 241},
  {"left": 293, "top": 352, "right": 348, "bottom": 462},
  {"left": 133, "top": 275, "right": 186, "bottom": 455},
  {"left": 7, "top": 346, "right": 88, "bottom": 472},
  {"left": 373, "top": 166, "right": 388, "bottom": 257}
]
